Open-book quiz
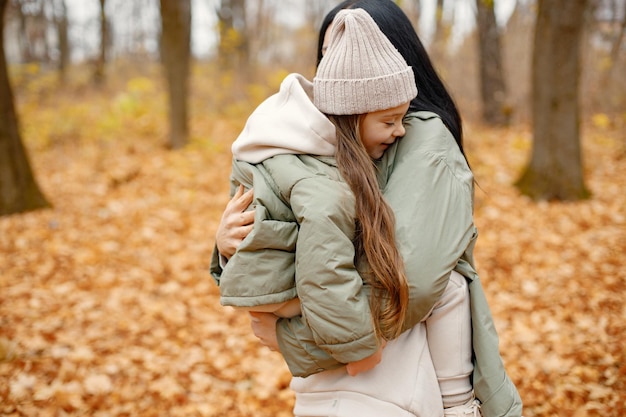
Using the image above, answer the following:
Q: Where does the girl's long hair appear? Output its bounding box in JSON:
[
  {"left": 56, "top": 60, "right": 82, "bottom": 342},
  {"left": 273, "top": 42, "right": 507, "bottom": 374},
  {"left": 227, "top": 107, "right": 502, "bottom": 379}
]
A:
[{"left": 328, "top": 114, "right": 409, "bottom": 340}]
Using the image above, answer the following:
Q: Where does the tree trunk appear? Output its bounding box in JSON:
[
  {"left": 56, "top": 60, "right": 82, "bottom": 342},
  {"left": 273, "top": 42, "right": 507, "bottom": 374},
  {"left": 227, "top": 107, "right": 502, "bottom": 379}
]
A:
[
  {"left": 434, "top": 0, "right": 444, "bottom": 38},
  {"left": 605, "top": 3, "right": 626, "bottom": 81},
  {"left": 14, "top": 1, "right": 31, "bottom": 62},
  {"left": 476, "top": 0, "right": 509, "bottom": 125},
  {"left": 515, "top": 0, "right": 590, "bottom": 201},
  {"left": 56, "top": 0, "right": 69, "bottom": 83},
  {"left": 13, "top": 0, "right": 46, "bottom": 63},
  {"left": 159, "top": 0, "right": 191, "bottom": 149},
  {"left": 0, "top": 0, "right": 50, "bottom": 215},
  {"left": 93, "top": 0, "right": 107, "bottom": 85}
]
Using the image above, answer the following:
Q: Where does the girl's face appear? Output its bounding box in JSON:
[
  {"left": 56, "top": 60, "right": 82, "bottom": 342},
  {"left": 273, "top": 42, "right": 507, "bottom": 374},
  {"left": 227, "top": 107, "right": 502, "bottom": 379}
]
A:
[
  {"left": 322, "top": 15, "right": 409, "bottom": 160},
  {"left": 359, "top": 102, "right": 410, "bottom": 160}
]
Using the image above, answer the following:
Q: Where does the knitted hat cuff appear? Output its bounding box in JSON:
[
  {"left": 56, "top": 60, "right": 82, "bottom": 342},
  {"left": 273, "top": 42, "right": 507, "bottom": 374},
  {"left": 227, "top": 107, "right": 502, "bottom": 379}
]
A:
[{"left": 314, "top": 67, "right": 417, "bottom": 115}]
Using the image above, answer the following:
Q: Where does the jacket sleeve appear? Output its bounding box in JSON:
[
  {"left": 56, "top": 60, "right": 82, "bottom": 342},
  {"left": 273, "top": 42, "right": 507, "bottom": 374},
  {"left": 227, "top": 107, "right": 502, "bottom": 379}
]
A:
[
  {"left": 212, "top": 160, "right": 299, "bottom": 308},
  {"left": 218, "top": 204, "right": 299, "bottom": 307},
  {"left": 276, "top": 315, "right": 346, "bottom": 377},
  {"left": 380, "top": 113, "right": 477, "bottom": 331},
  {"left": 276, "top": 175, "right": 379, "bottom": 375},
  {"left": 210, "top": 158, "right": 251, "bottom": 286},
  {"left": 209, "top": 243, "right": 223, "bottom": 284}
]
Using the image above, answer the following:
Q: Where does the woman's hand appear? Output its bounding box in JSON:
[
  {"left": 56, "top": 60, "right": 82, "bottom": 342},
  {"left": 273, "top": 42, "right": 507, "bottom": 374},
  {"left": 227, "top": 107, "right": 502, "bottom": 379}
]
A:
[
  {"left": 249, "top": 312, "right": 280, "bottom": 352},
  {"left": 216, "top": 185, "right": 255, "bottom": 259},
  {"left": 345, "top": 340, "right": 387, "bottom": 376}
]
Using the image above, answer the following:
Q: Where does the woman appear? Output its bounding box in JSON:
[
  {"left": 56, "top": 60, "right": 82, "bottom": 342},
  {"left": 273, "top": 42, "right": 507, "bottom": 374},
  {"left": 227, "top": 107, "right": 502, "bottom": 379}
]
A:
[{"left": 211, "top": 1, "right": 523, "bottom": 416}]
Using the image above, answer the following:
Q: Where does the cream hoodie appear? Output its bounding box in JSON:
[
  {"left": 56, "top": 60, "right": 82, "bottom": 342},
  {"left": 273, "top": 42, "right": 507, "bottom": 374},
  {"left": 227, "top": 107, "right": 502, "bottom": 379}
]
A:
[{"left": 232, "top": 73, "right": 336, "bottom": 163}]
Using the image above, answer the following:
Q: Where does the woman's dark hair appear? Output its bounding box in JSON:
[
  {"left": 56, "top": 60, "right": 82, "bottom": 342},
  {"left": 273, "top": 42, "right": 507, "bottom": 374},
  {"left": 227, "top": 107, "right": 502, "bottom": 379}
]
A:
[{"left": 317, "top": 0, "right": 465, "bottom": 158}]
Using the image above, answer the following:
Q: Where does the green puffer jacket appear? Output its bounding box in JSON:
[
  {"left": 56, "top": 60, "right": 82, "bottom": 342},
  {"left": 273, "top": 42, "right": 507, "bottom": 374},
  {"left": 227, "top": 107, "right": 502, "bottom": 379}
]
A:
[
  {"left": 211, "top": 73, "right": 379, "bottom": 365},
  {"left": 267, "top": 111, "right": 524, "bottom": 417},
  {"left": 216, "top": 153, "right": 380, "bottom": 364}
]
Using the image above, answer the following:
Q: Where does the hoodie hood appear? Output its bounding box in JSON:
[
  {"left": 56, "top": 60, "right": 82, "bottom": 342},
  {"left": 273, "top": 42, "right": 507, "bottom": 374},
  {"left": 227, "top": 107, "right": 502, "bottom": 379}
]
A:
[{"left": 232, "top": 73, "right": 337, "bottom": 163}]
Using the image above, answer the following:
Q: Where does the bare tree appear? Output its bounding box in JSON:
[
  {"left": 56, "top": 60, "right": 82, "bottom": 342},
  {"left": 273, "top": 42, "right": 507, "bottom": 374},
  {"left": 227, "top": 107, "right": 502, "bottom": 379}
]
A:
[
  {"left": 500, "top": 1, "right": 535, "bottom": 123},
  {"left": 608, "top": 12, "right": 626, "bottom": 66},
  {"left": 475, "top": 0, "right": 509, "bottom": 125},
  {"left": 0, "top": 0, "right": 50, "bottom": 215},
  {"left": 516, "top": 0, "right": 591, "bottom": 200},
  {"left": 217, "top": 0, "right": 249, "bottom": 77},
  {"left": 593, "top": 0, "right": 626, "bottom": 84},
  {"left": 11, "top": 0, "right": 31, "bottom": 62},
  {"left": 93, "top": 0, "right": 107, "bottom": 85},
  {"left": 54, "top": 0, "right": 69, "bottom": 82},
  {"left": 429, "top": 0, "right": 452, "bottom": 68},
  {"left": 11, "top": 0, "right": 48, "bottom": 63},
  {"left": 159, "top": 0, "right": 191, "bottom": 149},
  {"left": 434, "top": 0, "right": 445, "bottom": 38}
]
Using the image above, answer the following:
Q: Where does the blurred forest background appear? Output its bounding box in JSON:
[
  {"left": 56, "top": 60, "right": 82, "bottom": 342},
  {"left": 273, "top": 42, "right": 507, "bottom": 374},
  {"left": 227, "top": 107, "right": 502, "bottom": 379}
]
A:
[{"left": 0, "top": 0, "right": 625, "bottom": 416}]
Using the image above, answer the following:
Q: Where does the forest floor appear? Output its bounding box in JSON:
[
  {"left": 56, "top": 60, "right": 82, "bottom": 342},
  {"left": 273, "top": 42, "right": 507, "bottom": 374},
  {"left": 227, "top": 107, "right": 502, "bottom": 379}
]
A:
[{"left": 1, "top": 68, "right": 625, "bottom": 416}]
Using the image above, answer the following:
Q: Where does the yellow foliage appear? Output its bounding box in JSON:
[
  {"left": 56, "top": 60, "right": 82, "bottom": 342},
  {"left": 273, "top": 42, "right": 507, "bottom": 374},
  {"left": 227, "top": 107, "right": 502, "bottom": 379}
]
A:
[
  {"left": 591, "top": 113, "right": 611, "bottom": 129},
  {"left": 220, "top": 72, "right": 234, "bottom": 88},
  {"left": 220, "top": 26, "right": 244, "bottom": 52},
  {"left": 113, "top": 77, "right": 158, "bottom": 117},
  {"left": 187, "top": 134, "right": 226, "bottom": 152},
  {"left": 113, "top": 92, "right": 139, "bottom": 114},
  {"left": 25, "top": 63, "right": 40, "bottom": 75},
  {"left": 268, "top": 68, "right": 291, "bottom": 91},
  {"left": 512, "top": 135, "right": 531, "bottom": 150},
  {"left": 24, "top": 72, "right": 59, "bottom": 96},
  {"left": 126, "top": 76, "right": 155, "bottom": 94},
  {"left": 244, "top": 69, "right": 301, "bottom": 111},
  {"left": 11, "top": 63, "right": 170, "bottom": 149},
  {"left": 246, "top": 83, "right": 271, "bottom": 104},
  {"left": 598, "top": 56, "right": 613, "bottom": 72}
]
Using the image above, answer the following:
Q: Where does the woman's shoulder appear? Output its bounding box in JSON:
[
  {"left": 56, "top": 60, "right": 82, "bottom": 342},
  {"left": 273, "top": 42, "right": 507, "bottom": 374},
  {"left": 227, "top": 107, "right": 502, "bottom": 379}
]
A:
[
  {"left": 402, "top": 111, "right": 451, "bottom": 143},
  {"left": 393, "top": 111, "right": 458, "bottom": 158},
  {"left": 379, "top": 111, "right": 472, "bottom": 188}
]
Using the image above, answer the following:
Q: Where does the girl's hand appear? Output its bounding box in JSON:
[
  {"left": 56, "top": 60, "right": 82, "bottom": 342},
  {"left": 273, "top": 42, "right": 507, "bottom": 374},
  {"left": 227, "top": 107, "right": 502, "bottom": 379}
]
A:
[
  {"left": 345, "top": 340, "right": 387, "bottom": 376},
  {"left": 216, "top": 185, "right": 255, "bottom": 259},
  {"left": 249, "top": 312, "right": 280, "bottom": 352}
]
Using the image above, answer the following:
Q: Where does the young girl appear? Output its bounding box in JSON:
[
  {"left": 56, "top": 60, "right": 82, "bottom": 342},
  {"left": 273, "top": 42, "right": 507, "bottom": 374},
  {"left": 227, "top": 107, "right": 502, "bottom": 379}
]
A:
[{"left": 213, "top": 8, "right": 479, "bottom": 416}]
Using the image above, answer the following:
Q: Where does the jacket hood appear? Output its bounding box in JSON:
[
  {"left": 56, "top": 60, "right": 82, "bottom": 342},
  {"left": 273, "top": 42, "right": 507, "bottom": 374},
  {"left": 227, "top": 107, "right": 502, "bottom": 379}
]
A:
[{"left": 232, "top": 73, "right": 337, "bottom": 163}]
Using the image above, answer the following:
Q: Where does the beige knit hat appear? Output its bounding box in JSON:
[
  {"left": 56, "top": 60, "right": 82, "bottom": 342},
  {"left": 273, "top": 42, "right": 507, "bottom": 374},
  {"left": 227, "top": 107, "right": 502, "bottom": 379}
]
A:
[{"left": 314, "top": 8, "right": 417, "bottom": 115}]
